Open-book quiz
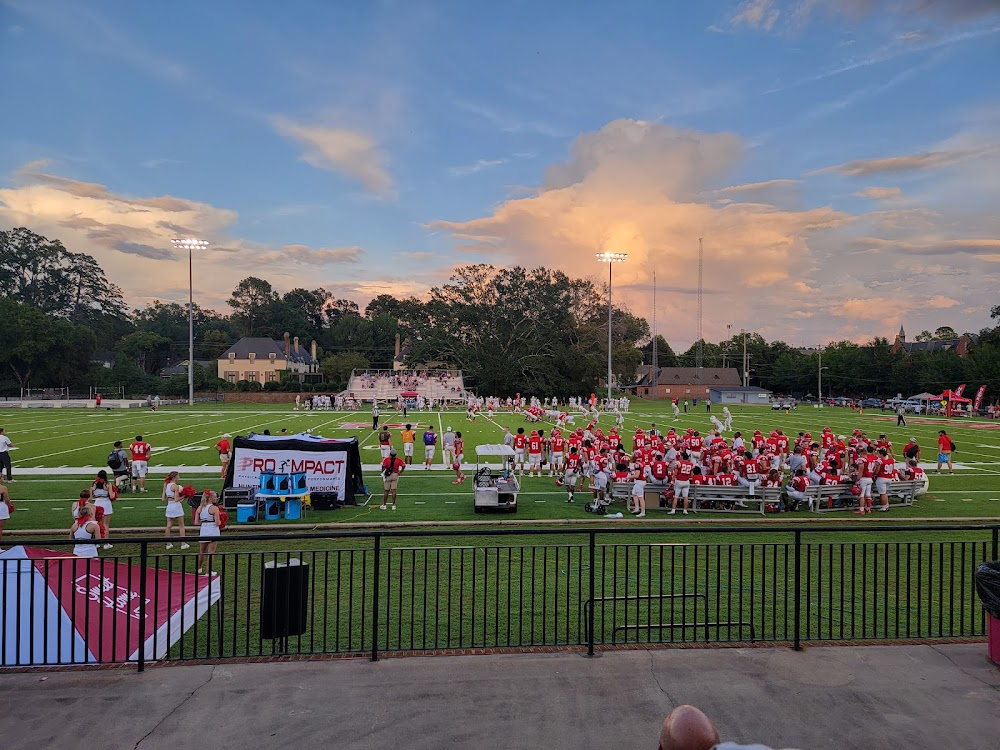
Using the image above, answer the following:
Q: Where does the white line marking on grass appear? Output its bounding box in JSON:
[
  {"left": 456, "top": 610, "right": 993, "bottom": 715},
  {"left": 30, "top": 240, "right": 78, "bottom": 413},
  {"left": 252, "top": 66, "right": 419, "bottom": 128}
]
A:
[
  {"left": 962, "top": 498, "right": 973, "bottom": 502},
  {"left": 444, "top": 501, "right": 455, "bottom": 504},
  {"left": 414, "top": 501, "right": 425, "bottom": 505},
  {"left": 16, "top": 412, "right": 261, "bottom": 465}
]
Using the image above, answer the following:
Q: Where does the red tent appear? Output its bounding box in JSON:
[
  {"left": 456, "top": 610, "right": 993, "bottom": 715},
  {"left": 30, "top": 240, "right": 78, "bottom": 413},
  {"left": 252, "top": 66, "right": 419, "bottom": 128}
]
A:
[
  {"left": 400, "top": 390, "right": 419, "bottom": 398},
  {"left": 936, "top": 390, "right": 971, "bottom": 417},
  {"left": 0, "top": 546, "right": 220, "bottom": 666}
]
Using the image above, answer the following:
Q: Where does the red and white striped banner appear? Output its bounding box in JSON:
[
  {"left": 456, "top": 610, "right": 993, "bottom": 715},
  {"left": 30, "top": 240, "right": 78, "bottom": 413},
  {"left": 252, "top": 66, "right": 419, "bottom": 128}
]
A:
[{"left": 973, "top": 385, "right": 987, "bottom": 411}]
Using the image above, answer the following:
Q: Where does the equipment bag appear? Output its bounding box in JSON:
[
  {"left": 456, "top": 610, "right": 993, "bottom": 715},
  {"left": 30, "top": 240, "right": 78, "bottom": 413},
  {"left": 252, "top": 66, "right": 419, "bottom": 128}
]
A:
[{"left": 975, "top": 561, "right": 1000, "bottom": 619}]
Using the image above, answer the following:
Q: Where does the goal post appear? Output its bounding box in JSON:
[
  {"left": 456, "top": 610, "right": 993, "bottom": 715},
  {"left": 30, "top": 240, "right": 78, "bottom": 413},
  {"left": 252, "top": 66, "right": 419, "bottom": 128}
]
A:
[
  {"left": 22, "top": 387, "right": 69, "bottom": 400},
  {"left": 90, "top": 385, "right": 125, "bottom": 399}
]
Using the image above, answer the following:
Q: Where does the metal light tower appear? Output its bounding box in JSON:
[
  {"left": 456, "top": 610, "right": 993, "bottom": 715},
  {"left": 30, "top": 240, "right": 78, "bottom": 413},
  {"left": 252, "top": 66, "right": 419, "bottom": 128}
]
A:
[
  {"left": 171, "top": 238, "right": 209, "bottom": 406},
  {"left": 596, "top": 251, "right": 628, "bottom": 405}
]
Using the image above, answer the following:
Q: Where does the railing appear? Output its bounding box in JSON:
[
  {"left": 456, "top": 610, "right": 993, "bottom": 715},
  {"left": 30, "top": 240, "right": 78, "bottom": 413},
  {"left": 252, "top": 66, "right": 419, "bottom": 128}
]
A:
[{"left": 1, "top": 524, "right": 996, "bottom": 670}]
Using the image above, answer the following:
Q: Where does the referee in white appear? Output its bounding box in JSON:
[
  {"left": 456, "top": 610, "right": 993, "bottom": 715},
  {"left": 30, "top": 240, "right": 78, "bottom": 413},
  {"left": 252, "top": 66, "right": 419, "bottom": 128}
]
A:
[{"left": 0, "top": 428, "right": 13, "bottom": 481}]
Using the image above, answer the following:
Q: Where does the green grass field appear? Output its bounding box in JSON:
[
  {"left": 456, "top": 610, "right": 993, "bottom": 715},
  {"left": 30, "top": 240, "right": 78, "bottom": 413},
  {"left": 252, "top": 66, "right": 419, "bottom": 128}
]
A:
[{"left": 2, "top": 400, "right": 998, "bottom": 534}]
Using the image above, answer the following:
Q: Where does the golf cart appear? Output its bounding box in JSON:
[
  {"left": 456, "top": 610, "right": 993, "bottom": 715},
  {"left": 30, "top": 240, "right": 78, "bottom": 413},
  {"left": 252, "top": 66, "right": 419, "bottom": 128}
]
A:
[{"left": 473, "top": 444, "right": 519, "bottom": 513}]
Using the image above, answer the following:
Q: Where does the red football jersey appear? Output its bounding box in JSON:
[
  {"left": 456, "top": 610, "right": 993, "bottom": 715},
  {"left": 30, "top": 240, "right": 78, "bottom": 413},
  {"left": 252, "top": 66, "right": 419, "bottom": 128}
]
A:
[{"left": 130, "top": 441, "right": 151, "bottom": 461}]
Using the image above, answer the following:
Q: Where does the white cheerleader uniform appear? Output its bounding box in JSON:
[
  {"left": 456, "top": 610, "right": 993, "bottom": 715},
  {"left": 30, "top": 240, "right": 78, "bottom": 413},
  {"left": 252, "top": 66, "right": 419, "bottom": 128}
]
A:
[
  {"left": 73, "top": 523, "right": 99, "bottom": 558},
  {"left": 92, "top": 485, "right": 113, "bottom": 516},
  {"left": 0, "top": 499, "right": 9, "bottom": 521},
  {"left": 164, "top": 482, "right": 185, "bottom": 519},
  {"left": 199, "top": 505, "right": 220, "bottom": 538}
]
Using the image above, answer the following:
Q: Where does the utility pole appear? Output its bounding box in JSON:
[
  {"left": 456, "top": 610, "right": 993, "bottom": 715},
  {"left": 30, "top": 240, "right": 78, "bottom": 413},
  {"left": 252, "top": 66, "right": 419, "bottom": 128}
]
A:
[
  {"left": 741, "top": 329, "right": 749, "bottom": 387},
  {"left": 818, "top": 350, "right": 823, "bottom": 406},
  {"left": 652, "top": 271, "right": 658, "bottom": 376},
  {"left": 696, "top": 238, "right": 704, "bottom": 377}
]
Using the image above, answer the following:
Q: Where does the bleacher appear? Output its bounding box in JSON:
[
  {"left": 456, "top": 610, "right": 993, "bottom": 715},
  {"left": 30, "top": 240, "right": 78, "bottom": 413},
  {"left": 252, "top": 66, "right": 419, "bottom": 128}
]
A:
[{"left": 346, "top": 369, "right": 467, "bottom": 403}]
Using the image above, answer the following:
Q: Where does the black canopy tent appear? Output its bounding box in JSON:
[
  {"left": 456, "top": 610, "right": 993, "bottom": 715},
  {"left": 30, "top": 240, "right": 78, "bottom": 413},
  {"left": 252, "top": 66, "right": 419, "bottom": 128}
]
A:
[{"left": 223, "top": 432, "right": 366, "bottom": 506}]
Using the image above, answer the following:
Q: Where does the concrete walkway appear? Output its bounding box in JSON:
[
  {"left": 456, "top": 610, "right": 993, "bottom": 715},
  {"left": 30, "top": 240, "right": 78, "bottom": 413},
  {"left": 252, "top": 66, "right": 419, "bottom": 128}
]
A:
[{"left": 2, "top": 644, "right": 998, "bottom": 750}]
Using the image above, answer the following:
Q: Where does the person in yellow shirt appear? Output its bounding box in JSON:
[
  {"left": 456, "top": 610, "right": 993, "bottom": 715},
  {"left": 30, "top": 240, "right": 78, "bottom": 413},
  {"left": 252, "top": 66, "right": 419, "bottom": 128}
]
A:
[{"left": 400, "top": 423, "right": 416, "bottom": 465}]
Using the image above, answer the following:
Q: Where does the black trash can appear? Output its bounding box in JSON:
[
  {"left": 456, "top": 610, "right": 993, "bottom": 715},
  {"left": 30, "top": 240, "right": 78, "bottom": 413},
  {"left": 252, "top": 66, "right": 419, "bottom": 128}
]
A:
[
  {"left": 261, "top": 559, "right": 310, "bottom": 641},
  {"left": 975, "top": 561, "right": 1000, "bottom": 665}
]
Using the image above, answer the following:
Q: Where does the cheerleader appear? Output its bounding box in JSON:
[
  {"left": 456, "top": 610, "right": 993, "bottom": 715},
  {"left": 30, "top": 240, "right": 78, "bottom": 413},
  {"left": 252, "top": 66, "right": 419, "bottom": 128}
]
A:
[
  {"left": 90, "top": 471, "right": 116, "bottom": 549},
  {"left": 70, "top": 504, "right": 100, "bottom": 558},
  {"left": 195, "top": 490, "right": 221, "bottom": 574},
  {"left": 162, "top": 471, "right": 190, "bottom": 551}
]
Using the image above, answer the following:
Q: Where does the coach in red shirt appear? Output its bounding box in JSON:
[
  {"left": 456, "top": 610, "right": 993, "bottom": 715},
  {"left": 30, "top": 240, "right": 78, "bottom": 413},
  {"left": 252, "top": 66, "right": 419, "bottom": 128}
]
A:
[
  {"left": 380, "top": 450, "right": 405, "bottom": 511},
  {"left": 936, "top": 431, "right": 954, "bottom": 473}
]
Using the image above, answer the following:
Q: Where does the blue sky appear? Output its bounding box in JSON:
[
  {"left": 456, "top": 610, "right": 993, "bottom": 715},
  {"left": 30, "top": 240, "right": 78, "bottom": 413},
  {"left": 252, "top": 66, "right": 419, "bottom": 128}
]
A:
[{"left": 1, "top": 0, "right": 999, "bottom": 347}]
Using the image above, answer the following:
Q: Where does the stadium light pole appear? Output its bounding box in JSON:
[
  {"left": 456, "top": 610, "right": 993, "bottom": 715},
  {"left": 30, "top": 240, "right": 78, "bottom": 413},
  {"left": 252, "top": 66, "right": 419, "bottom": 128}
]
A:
[
  {"left": 171, "top": 238, "right": 209, "bottom": 406},
  {"left": 596, "top": 251, "right": 628, "bottom": 406}
]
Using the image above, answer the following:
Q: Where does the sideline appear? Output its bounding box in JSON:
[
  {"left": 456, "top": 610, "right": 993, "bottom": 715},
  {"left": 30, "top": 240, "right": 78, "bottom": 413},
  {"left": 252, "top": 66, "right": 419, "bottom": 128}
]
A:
[{"left": 6, "top": 515, "right": 999, "bottom": 537}]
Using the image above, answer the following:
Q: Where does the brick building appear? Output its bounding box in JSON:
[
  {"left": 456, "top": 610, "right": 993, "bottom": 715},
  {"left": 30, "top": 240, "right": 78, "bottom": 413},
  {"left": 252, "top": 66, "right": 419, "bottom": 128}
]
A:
[{"left": 631, "top": 366, "right": 742, "bottom": 400}]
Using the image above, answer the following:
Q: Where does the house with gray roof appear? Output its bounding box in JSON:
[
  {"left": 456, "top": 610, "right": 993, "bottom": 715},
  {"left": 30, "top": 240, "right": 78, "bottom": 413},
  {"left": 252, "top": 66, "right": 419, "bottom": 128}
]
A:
[{"left": 217, "top": 333, "right": 318, "bottom": 384}]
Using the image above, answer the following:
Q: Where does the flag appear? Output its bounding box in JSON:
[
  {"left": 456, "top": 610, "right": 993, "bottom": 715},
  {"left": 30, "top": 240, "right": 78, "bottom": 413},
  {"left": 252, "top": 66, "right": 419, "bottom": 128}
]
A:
[
  {"left": 974, "top": 385, "right": 987, "bottom": 411},
  {"left": 954, "top": 384, "right": 966, "bottom": 397}
]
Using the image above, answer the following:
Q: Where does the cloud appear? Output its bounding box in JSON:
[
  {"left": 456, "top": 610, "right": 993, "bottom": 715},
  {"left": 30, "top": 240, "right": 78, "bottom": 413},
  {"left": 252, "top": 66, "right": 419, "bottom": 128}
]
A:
[
  {"left": 925, "top": 295, "right": 960, "bottom": 309},
  {"left": 853, "top": 236, "right": 1000, "bottom": 256},
  {"left": 429, "top": 119, "right": 856, "bottom": 346},
  {"left": 0, "top": 163, "right": 373, "bottom": 310},
  {"left": 716, "top": 179, "right": 800, "bottom": 194},
  {"left": 3, "top": 0, "right": 185, "bottom": 81},
  {"left": 448, "top": 159, "right": 507, "bottom": 177},
  {"left": 141, "top": 158, "right": 182, "bottom": 169},
  {"left": 855, "top": 186, "right": 904, "bottom": 201},
  {"left": 730, "top": 0, "right": 782, "bottom": 30},
  {"left": 815, "top": 0, "right": 1000, "bottom": 22},
  {"left": 454, "top": 100, "right": 567, "bottom": 138},
  {"left": 272, "top": 117, "right": 394, "bottom": 198},
  {"left": 813, "top": 151, "right": 969, "bottom": 176},
  {"left": 261, "top": 244, "right": 363, "bottom": 265}
]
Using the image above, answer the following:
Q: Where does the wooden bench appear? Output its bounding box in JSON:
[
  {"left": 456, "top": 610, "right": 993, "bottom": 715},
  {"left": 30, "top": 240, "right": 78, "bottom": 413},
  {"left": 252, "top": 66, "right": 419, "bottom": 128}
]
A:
[
  {"left": 688, "top": 485, "right": 784, "bottom": 515},
  {"left": 801, "top": 479, "right": 921, "bottom": 513}
]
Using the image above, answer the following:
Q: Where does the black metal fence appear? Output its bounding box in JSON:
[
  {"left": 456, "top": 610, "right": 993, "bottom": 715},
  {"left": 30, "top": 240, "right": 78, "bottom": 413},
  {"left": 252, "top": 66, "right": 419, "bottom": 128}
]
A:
[{"left": 1, "top": 524, "right": 996, "bottom": 670}]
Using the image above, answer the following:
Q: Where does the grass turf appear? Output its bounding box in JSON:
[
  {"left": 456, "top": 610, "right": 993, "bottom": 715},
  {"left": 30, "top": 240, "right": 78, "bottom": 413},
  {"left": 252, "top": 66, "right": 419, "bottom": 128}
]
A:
[{"left": 2, "top": 401, "right": 998, "bottom": 534}]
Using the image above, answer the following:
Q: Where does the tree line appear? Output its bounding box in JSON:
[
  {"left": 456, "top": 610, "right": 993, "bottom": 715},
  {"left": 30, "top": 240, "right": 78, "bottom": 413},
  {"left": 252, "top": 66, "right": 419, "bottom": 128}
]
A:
[{"left": 1, "top": 227, "right": 997, "bottom": 400}]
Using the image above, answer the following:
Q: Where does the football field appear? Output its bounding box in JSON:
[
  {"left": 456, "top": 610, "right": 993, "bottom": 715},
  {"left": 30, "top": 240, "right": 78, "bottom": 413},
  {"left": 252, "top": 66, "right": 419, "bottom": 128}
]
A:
[{"left": 2, "top": 401, "right": 999, "bottom": 533}]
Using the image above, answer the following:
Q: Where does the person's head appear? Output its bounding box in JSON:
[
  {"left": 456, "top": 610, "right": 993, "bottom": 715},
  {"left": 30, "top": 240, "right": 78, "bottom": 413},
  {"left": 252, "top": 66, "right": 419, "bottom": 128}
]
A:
[
  {"left": 428, "top": 425, "right": 435, "bottom": 432},
  {"left": 939, "top": 430, "right": 947, "bottom": 436},
  {"left": 165, "top": 470, "right": 180, "bottom": 484},
  {"left": 455, "top": 431, "right": 462, "bottom": 439},
  {"left": 113, "top": 440, "right": 122, "bottom": 448},
  {"left": 390, "top": 449, "right": 397, "bottom": 458},
  {"left": 908, "top": 458, "right": 918, "bottom": 468},
  {"left": 795, "top": 468, "right": 805, "bottom": 477},
  {"left": 406, "top": 423, "right": 412, "bottom": 430},
  {"left": 79, "top": 489, "right": 91, "bottom": 500},
  {"left": 76, "top": 504, "right": 92, "bottom": 519},
  {"left": 793, "top": 445, "right": 802, "bottom": 454},
  {"left": 867, "top": 446, "right": 874, "bottom": 454},
  {"left": 909, "top": 437, "right": 917, "bottom": 444},
  {"left": 734, "top": 431, "right": 742, "bottom": 439},
  {"left": 135, "top": 435, "right": 142, "bottom": 442},
  {"left": 658, "top": 705, "right": 720, "bottom": 750},
  {"left": 263, "top": 429, "right": 271, "bottom": 435},
  {"left": 200, "top": 489, "right": 218, "bottom": 509},
  {"left": 95, "top": 470, "right": 108, "bottom": 483},
  {"left": 769, "top": 468, "right": 780, "bottom": 481},
  {"left": 744, "top": 450, "right": 753, "bottom": 459},
  {"left": 447, "top": 426, "right": 453, "bottom": 433},
  {"left": 693, "top": 466, "right": 702, "bottom": 476}
]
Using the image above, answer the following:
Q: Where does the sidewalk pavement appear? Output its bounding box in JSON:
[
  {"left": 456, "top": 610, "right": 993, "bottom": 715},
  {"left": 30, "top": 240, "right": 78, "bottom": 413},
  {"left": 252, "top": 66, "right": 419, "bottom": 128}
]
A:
[{"left": 2, "top": 644, "right": 998, "bottom": 750}]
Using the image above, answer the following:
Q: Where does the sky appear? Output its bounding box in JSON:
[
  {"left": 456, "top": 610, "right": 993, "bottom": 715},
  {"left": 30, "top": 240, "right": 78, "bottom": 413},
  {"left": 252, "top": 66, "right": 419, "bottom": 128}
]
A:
[{"left": 1, "top": 0, "right": 999, "bottom": 349}]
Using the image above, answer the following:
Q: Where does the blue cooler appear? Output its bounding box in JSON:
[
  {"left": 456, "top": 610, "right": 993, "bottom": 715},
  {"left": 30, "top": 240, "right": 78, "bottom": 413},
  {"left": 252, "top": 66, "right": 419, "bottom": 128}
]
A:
[
  {"left": 263, "top": 498, "right": 282, "bottom": 521},
  {"left": 284, "top": 498, "right": 302, "bottom": 520},
  {"left": 237, "top": 504, "right": 257, "bottom": 523},
  {"left": 290, "top": 472, "right": 308, "bottom": 494},
  {"left": 259, "top": 473, "right": 278, "bottom": 493}
]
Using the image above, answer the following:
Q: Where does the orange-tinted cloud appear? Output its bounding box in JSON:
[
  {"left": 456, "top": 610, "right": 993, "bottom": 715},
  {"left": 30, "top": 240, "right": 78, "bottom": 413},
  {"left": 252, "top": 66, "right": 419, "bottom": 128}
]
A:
[{"left": 430, "top": 119, "right": 852, "bottom": 342}]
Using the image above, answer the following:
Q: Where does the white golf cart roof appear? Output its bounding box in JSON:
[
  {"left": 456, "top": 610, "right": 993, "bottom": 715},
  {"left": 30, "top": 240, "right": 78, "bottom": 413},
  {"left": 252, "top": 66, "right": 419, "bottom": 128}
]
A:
[{"left": 476, "top": 444, "right": 516, "bottom": 457}]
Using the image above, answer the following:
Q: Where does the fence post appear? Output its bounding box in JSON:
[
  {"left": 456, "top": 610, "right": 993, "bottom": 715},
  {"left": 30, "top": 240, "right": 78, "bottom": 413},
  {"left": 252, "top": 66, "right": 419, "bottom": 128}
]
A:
[
  {"left": 137, "top": 540, "right": 148, "bottom": 672},
  {"left": 993, "top": 525, "right": 999, "bottom": 561},
  {"left": 371, "top": 533, "right": 381, "bottom": 662},
  {"left": 793, "top": 530, "right": 802, "bottom": 652},
  {"left": 587, "top": 530, "right": 596, "bottom": 656}
]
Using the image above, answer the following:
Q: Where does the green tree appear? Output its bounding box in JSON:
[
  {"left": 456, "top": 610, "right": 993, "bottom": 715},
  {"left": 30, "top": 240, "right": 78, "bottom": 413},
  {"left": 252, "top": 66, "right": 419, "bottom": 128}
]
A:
[
  {"left": 0, "top": 227, "right": 125, "bottom": 318},
  {"left": 638, "top": 335, "right": 679, "bottom": 368},
  {"left": 228, "top": 277, "right": 278, "bottom": 335},
  {"left": 321, "top": 351, "right": 370, "bottom": 389},
  {"left": 117, "top": 331, "right": 172, "bottom": 375}
]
